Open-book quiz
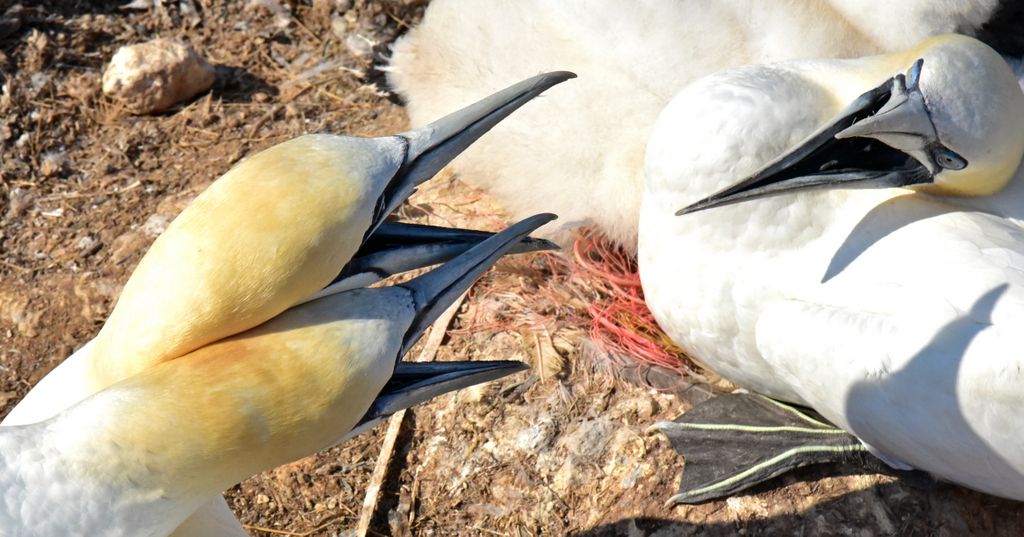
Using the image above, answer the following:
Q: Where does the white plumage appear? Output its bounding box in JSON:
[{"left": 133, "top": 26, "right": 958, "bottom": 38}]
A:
[
  {"left": 640, "top": 35, "right": 1024, "bottom": 499},
  {"left": 388, "top": 0, "right": 1007, "bottom": 249}
]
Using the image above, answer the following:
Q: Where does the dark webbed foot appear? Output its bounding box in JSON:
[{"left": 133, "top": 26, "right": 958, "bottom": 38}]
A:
[{"left": 651, "top": 393, "right": 881, "bottom": 505}]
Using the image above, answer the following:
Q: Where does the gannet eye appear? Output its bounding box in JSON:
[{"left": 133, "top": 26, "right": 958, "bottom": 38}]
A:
[{"left": 933, "top": 147, "right": 967, "bottom": 170}]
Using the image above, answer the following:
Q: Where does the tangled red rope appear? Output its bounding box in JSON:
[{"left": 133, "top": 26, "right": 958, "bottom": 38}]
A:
[
  {"left": 449, "top": 225, "right": 690, "bottom": 379},
  {"left": 570, "top": 228, "right": 689, "bottom": 375}
]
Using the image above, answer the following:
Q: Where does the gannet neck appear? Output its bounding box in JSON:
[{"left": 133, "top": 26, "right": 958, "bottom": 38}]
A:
[
  {"left": 91, "top": 134, "right": 406, "bottom": 390},
  {"left": 95, "top": 287, "right": 409, "bottom": 494},
  {"left": 0, "top": 287, "right": 412, "bottom": 535},
  {"left": 0, "top": 214, "right": 546, "bottom": 535}
]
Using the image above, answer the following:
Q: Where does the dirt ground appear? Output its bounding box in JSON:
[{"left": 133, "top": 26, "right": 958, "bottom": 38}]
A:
[{"left": 3, "top": 1, "right": 1024, "bottom": 535}]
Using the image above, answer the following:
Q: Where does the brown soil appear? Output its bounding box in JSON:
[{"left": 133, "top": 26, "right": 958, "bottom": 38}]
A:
[{"left": 2, "top": 1, "right": 1024, "bottom": 536}]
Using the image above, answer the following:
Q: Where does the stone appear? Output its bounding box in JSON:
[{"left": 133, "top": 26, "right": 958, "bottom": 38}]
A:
[
  {"left": 107, "top": 229, "right": 149, "bottom": 265},
  {"left": 561, "top": 417, "right": 612, "bottom": 459},
  {"left": 4, "top": 187, "right": 34, "bottom": 220},
  {"left": 102, "top": 38, "right": 215, "bottom": 114},
  {"left": 140, "top": 212, "right": 172, "bottom": 238},
  {"left": 39, "top": 150, "right": 66, "bottom": 177}
]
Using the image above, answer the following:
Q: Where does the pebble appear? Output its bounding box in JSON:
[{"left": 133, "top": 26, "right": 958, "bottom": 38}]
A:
[
  {"left": 39, "top": 150, "right": 66, "bottom": 177},
  {"left": 561, "top": 417, "right": 612, "bottom": 459},
  {"left": 107, "top": 229, "right": 148, "bottom": 265},
  {"left": 5, "top": 188, "right": 34, "bottom": 220},
  {"left": 140, "top": 213, "right": 172, "bottom": 238},
  {"left": 76, "top": 235, "right": 100, "bottom": 257},
  {"left": 102, "top": 38, "right": 215, "bottom": 114}
]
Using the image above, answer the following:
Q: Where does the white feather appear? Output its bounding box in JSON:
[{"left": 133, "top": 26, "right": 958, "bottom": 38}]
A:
[{"left": 388, "top": 0, "right": 1002, "bottom": 249}]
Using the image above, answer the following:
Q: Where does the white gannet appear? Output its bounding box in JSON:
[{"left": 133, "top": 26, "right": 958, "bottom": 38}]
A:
[
  {"left": 0, "top": 214, "right": 553, "bottom": 536},
  {"left": 1, "top": 73, "right": 571, "bottom": 535},
  {"left": 387, "top": 0, "right": 1020, "bottom": 249},
  {"left": 640, "top": 35, "right": 1024, "bottom": 502}
]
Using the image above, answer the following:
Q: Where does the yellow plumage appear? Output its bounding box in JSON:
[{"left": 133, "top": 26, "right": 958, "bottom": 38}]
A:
[{"left": 89, "top": 135, "right": 405, "bottom": 389}]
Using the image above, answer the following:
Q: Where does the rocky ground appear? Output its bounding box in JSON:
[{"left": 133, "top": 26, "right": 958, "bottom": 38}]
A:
[{"left": 3, "top": 1, "right": 1024, "bottom": 535}]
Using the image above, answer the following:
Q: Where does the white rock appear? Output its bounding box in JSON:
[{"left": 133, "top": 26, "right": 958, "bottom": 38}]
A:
[
  {"left": 140, "top": 212, "right": 172, "bottom": 238},
  {"left": 39, "top": 150, "right": 66, "bottom": 177},
  {"left": 513, "top": 416, "right": 557, "bottom": 453},
  {"left": 102, "top": 38, "right": 215, "bottom": 114},
  {"left": 560, "top": 417, "right": 612, "bottom": 459}
]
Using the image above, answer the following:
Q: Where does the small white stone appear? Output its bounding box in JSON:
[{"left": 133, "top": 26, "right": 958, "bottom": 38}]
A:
[
  {"left": 39, "top": 150, "right": 66, "bottom": 177},
  {"left": 76, "top": 236, "right": 98, "bottom": 253},
  {"left": 102, "top": 38, "right": 215, "bottom": 114},
  {"left": 513, "top": 416, "right": 556, "bottom": 453},
  {"left": 140, "top": 213, "right": 172, "bottom": 238}
]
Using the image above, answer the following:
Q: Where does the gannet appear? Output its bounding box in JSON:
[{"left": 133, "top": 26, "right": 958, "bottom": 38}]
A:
[
  {"left": 4, "top": 70, "right": 573, "bottom": 426},
  {"left": 0, "top": 214, "right": 553, "bottom": 536},
  {"left": 7, "top": 222, "right": 553, "bottom": 537},
  {"left": 1, "top": 72, "right": 571, "bottom": 535},
  {"left": 388, "top": 0, "right": 1021, "bottom": 249},
  {"left": 640, "top": 35, "right": 1024, "bottom": 502}
]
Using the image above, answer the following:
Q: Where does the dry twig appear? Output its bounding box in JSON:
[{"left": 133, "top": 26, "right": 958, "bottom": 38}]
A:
[{"left": 355, "top": 291, "right": 468, "bottom": 537}]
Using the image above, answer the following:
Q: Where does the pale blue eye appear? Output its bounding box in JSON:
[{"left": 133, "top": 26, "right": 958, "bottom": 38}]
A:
[{"left": 933, "top": 148, "right": 967, "bottom": 170}]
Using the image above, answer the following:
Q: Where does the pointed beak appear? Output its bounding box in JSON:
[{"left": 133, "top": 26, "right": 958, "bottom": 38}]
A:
[
  {"left": 310, "top": 221, "right": 558, "bottom": 299},
  {"left": 398, "top": 213, "right": 557, "bottom": 357},
  {"left": 365, "top": 72, "right": 576, "bottom": 236},
  {"left": 354, "top": 360, "right": 528, "bottom": 432},
  {"left": 677, "top": 60, "right": 949, "bottom": 216}
]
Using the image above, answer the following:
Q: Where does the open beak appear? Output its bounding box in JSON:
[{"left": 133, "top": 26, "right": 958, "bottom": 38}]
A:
[
  {"left": 397, "top": 213, "right": 556, "bottom": 357},
  {"left": 365, "top": 71, "right": 576, "bottom": 237},
  {"left": 676, "top": 59, "right": 960, "bottom": 216},
  {"left": 303, "top": 221, "right": 558, "bottom": 302}
]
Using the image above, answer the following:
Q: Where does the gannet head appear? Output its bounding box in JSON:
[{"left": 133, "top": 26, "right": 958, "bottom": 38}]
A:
[
  {"left": 372, "top": 71, "right": 576, "bottom": 237},
  {"left": 92, "top": 72, "right": 574, "bottom": 386},
  {"left": 678, "top": 35, "right": 1024, "bottom": 214}
]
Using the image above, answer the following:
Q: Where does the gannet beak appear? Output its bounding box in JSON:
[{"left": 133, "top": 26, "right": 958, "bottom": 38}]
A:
[
  {"left": 350, "top": 360, "right": 529, "bottom": 435},
  {"left": 332, "top": 214, "right": 555, "bottom": 443},
  {"left": 677, "top": 59, "right": 964, "bottom": 216},
  {"left": 306, "top": 221, "right": 558, "bottom": 301},
  {"left": 366, "top": 72, "right": 576, "bottom": 236},
  {"left": 398, "top": 213, "right": 557, "bottom": 357}
]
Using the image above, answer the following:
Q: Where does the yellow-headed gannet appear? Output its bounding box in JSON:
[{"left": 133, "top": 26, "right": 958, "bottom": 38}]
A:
[
  {"left": 2, "top": 73, "right": 572, "bottom": 535},
  {"left": 640, "top": 35, "right": 1024, "bottom": 503},
  {"left": 4, "top": 71, "right": 573, "bottom": 426},
  {"left": 0, "top": 214, "right": 553, "bottom": 536}
]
